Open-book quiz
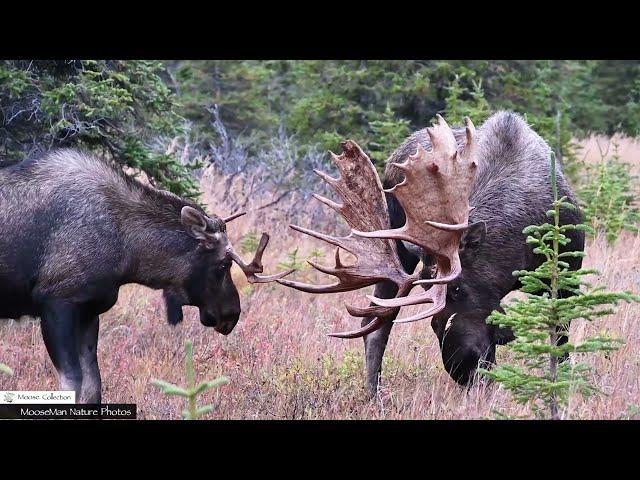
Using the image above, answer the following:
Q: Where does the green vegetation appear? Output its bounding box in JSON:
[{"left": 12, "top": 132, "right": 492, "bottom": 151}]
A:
[
  {"left": 480, "top": 153, "right": 639, "bottom": 419},
  {"left": 0, "top": 60, "right": 199, "bottom": 197},
  {"left": 170, "top": 60, "right": 640, "bottom": 176},
  {"left": 4, "top": 60, "right": 640, "bottom": 195},
  {"left": 151, "top": 339, "right": 229, "bottom": 419},
  {"left": 277, "top": 248, "right": 306, "bottom": 271},
  {"left": 307, "top": 248, "right": 326, "bottom": 266},
  {"left": 240, "top": 231, "right": 261, "bottom": 255},
  {"left": 0, "top": 363, "right": 12, "bottom": 376},
  {"left": 577, "top": 143, "right": 640, "bottom": 243}
]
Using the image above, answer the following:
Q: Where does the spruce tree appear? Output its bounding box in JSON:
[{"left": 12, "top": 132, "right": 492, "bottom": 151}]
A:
[{"left": 480, "top": 153, "right": 639, "bottom": 419}]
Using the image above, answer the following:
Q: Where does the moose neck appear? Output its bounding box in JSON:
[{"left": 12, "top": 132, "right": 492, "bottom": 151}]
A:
[
  {"left": 125, "top": 227, "right": 196, "bottom": 291},
  {"left": 117, "top": 190, "right": 199, "bottom": 291}
]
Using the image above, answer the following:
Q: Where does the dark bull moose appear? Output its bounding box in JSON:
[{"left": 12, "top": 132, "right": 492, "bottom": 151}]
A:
[
  {"left": 0, "top": 149, "right": 292, "bottom": 403},
  {"left": 279, "top": 111, "right": 584, "bottom": 394}
]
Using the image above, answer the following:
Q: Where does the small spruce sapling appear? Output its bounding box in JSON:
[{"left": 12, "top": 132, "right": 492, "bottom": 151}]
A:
[
  {"left": 443, "top": 73, "right": 492, "bottom": 126},
  {"left": 240, "top": 231, "right": 261, "bottom": 255},
  {"left": 277, "top": 247, "right": 306, "bottom": 271},
  {"left": 308, "top": 248, "right": 325, "bottom": 265},
  {"left": 577, "top": 141, "right": 640, "bottom": 243},
  {"left": 480, "top": 152, "right": 639, "bottom": 419},
  {"left": 151, "top": 339, "right": 229, "bottom": 420}
]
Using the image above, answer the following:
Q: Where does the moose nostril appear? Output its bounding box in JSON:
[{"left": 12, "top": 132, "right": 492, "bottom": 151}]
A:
[{"left": 212, "top": 312, "right": 239, "bottom": 334}]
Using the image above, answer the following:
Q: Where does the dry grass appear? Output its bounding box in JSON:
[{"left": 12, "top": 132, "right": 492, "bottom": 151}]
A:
[
  {"left": 575, "top": 134, "right": 640, "bottom": 167},
  {"left": 1, "top": 136, "right": 639, "bottom": 419}
]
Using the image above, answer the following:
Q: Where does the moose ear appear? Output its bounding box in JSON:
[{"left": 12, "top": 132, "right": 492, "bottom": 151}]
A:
[
  {"left": 462, "top": 221, "right": 487, "bottom": 250},
  {"left": 163, "top": 291, "right": 184, "bottom": 326},
  {"left": 181, "top": 206, "right": 210, "bottom": 242}
]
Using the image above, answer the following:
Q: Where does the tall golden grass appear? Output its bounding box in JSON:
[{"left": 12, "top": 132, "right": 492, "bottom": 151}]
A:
[{"left": 1, "top": 136, "right": 638, "bottom": 419}]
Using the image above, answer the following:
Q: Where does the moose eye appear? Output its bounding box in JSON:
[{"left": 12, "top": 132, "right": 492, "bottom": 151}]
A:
[{"left": 448, "top": 285, "right": 461, "bottom": 300}]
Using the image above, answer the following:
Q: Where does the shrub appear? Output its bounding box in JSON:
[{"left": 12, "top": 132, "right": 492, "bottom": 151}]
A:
[{"left": 240, "top": 231, "right": 261, "bottom": 255}]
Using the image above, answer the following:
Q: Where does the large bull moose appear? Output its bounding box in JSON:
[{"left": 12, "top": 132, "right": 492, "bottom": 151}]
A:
[
  {"left": 279, "top": 111, "right": 584, "bottom": 394},
  {"left": 0, "top": 149, "right": 291, "bottom": 403}
]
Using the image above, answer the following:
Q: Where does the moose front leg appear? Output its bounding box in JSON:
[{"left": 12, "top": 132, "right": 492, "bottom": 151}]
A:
[
  {"left": 362, "top": 280, "right": 399, "bottom": 397},
  {"left": 40, "top": 302, "right": 83, "bottom": 400},
  {"left": 363, "top": 247, "right": 422, "bottom": 397},
  {"left": 76, "top": 315, "right": 101, "bottom": 404}
]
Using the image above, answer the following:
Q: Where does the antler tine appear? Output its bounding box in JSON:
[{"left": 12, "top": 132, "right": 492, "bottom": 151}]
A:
[
  {"left": 345, "top": 303, "right": 398, "bottom": 319},
  {"left": 351, "top": 226, "right": 412, "bottom": 243},
  {"left": 367, "top": 290, "right": 432, "bottom": 308},
  {"left": 228, "top": 233, "right": 294, "bottom": 284},
  {"left": 327, "top": 316, "right": 389, "bottom": 339},
  {"left": 436, "top": 113, "right": 448, "bottom": 126},
  {"left": 424, "top": 220, "right": 468, "bottom": 231},
  {"left": 276, "top": 277, "right": 348, "bottom": 294},
  {"left": 307, "top": 258, "right": 343, "bottom": 276},
  {"left": 334, "top": 247, "right": 343, "bottom": 268},
  {"left": 223, "top": 211, "right": 247, "bottom": 223},
  {"left": 289, "top": 224, "right": 355, "bottom": 254},
  {"left": 464, "top": 116, "right": 476, "bottom": 145},
  {"left": 426, "top": 114, "right": 457, "bottom": 155},
  {"left": 312, "top": 193, "right": 343, "bottom": 213},
  {"left": 462, "top": 117, "right": 478, "bottom": 166},
  {"left": 393, "top": 285, "right": 447, "bottom": 323},
  {"left": 313, "top": 167, "right": 340, "bottom": 188}
]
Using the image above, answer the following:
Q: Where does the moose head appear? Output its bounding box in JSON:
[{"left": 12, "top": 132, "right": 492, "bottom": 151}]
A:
[{"left": 164, "top": 208, "right": 293, "bottom": 335}]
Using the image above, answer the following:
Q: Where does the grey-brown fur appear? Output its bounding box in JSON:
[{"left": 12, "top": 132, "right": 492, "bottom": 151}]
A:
[
  {"left": 362, "top": 111, "right": 584, "bottom": 391},
  {"left": 1, "top": 149, "right": 240, "bottom": 403}
]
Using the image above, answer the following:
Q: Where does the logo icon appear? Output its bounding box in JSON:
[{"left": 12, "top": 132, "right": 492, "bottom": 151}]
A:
[{"left": 3, "top": 392, "right": 15, "bottom": 403}]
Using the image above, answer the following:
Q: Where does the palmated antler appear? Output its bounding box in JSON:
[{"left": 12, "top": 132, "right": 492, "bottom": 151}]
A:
[
  {"left": 278, "top": 115, "right": 478, "bottom": 337},
  {"left": 354, "top": 115, "right": 478, "bottom": 322},
  {"left": 277, "top": 140, "right": 420, "bottom": 338},
  {"left": 223, "top": 212, "right": 294, "bottom": 284}
]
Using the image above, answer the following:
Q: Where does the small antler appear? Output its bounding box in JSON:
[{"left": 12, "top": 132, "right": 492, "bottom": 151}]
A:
[
  {"left": 227, "top": 233, "right": 294, "bottom": 284},
  {"left": 223, "top": 211, "right": 246, "bottom": 223}
]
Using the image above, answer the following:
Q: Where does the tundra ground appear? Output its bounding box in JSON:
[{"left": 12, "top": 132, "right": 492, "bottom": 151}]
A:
[{"left": 1, "top": 136, "right": 638, "bottom": 419}]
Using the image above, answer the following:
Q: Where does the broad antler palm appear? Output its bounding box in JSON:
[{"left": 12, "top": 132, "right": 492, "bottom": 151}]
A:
[{"left": 278, "top": 115, "right": 478, "bottom": 338}]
